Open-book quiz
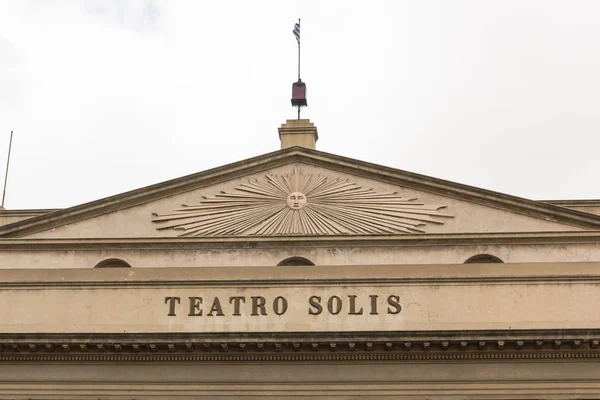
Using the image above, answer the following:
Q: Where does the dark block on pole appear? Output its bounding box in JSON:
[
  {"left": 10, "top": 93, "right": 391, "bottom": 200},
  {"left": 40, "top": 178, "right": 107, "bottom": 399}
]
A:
[{"left": 291, "top": 80, "right": 308, "bottom": 107}]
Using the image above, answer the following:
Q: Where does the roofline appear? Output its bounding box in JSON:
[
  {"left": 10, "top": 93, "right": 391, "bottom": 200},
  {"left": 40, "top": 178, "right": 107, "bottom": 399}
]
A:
[
  {"left": 0, "top": 209, "right": 61, "bottom": 215},
  {"left": 2, "top": 146, "right": 600, "bottom": 237},
  {"left": 542, "top": 199, "right": 600, "bottom": 206}
]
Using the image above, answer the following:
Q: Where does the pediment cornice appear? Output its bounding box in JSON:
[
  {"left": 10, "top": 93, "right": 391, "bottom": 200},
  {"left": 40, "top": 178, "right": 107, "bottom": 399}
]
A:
[{"left": 2, "top": 147, "right": 600, "bottom": 237}]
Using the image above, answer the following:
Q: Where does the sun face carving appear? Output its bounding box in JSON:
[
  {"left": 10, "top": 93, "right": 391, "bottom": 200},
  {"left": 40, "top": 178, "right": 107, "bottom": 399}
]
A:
[
  {"left": 286, "top": 192, "right": 307, "bottom": 210},
  {"left": 152, "top": 167, "right": 453, "bottom": 236}
]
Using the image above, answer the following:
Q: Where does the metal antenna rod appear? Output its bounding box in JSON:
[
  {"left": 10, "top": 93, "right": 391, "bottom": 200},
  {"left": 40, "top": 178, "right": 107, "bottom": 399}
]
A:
[{"left": 2, "top": 131, "right": 14, "bottom": 208}]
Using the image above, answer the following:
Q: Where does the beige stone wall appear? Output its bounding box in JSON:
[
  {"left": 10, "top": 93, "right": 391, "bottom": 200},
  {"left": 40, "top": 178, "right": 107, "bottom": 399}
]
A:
[
  {"left": 0, "top": 360, "right": 599, "bottom": 399},
  {"left": 3, "top": 153, "right": 600, "bottom": 398}
]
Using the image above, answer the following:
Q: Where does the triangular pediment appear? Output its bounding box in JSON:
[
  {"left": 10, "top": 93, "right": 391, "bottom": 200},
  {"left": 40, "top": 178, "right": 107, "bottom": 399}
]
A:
[{"left": 1, "top": 147, "right": 599, "bottom": 239}]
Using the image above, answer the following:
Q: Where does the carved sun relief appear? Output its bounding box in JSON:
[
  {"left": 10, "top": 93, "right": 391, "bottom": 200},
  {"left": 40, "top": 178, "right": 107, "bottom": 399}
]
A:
[{"left": 152, "top": 168, "right": 452, "bottom": 236}]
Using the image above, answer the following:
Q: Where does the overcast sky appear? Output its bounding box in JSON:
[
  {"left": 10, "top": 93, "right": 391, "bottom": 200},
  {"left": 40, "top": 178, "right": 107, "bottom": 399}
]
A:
[{"left": 1, "top": 0, "right": 600, "bottom": 209}]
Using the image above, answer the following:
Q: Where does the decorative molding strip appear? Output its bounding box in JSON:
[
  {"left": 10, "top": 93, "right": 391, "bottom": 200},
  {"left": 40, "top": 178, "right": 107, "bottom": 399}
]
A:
[
  {"left": 1, "top": 337, "right": 598, "bottom": 362},
  {"left": 2, "top": 351, "right": 600, "bottom": 362},
  {"left": 2, "top": 231, "right": 600, "bottom": 250},
  {"left": 3, "top": 273, "right": 600, "bottom": 288},
  {"left": 153, "top": 167, "right": 452, "bottom": 236}
]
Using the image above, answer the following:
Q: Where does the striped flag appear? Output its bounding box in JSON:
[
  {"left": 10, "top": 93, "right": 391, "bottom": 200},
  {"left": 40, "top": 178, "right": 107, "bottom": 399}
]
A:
[{"left": 293, "top": 22, "right": 300, "bottom": 44}]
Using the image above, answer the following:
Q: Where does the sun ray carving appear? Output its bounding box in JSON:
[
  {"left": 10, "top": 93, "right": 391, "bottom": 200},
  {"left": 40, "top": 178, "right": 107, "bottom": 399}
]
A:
[{"left": 152, "top": 168, "right": 453, "bottom": 236}]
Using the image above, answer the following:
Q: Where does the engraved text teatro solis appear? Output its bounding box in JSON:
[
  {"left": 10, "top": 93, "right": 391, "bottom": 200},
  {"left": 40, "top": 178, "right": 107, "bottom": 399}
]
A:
[{"left": 164, "top": 294, "right": 402, "bottom": 317}]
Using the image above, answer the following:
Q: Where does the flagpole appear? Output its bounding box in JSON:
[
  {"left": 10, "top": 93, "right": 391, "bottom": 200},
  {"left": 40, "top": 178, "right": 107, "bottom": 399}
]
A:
[
  {"left": 297, "top": 18, "right": 301, "bottom": 81},
  {"left": 291, "top": 19, "right": 306, "bottom": 120},
  {"left": 2, "top": 131, "right": 14, "bottom": 208},
  {"left": 297, "top": 18, "right": 301, "bottom": 119}
]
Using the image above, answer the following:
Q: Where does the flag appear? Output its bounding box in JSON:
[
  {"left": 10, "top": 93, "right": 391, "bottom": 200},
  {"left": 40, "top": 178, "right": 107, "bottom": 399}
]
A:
[{"left": 293, "top": 22, "right": 300, "bottom": 44}]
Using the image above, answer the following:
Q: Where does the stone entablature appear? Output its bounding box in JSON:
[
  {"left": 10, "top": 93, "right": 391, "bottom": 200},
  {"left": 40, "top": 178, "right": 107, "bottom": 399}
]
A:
[
  {"left": 1, "top": 263, "right": 600, "bottom": 333},
  {"left": 1, "top": 262, "right": 599, "bottom": 369}
]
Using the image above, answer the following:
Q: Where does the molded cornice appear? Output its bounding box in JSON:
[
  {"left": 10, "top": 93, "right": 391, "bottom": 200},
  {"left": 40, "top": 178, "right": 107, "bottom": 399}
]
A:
[
  {"left": 0, "top": 262, "right": 599, "bottom": 287},
  {"left": 0, "top": 330, "right": 598, "bottom": 362},
  {"left": 1, "top": 231, "right": 600, "bottom": 251}
]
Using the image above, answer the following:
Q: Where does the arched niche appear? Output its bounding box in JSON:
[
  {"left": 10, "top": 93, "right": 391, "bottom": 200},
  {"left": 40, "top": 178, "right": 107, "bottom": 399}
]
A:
[
  {"left": 94, "top": 258, "right": 132, "bottom": 268},
  {"left": 464, "top": 254, "right": 504, "bottom": 264},
  {"left": 277, "top": 257, "right": 315, "bottom": 266}
]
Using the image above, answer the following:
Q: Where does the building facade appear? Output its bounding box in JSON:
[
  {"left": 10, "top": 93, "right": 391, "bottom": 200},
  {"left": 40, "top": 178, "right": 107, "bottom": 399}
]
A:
[{"left": 1, "top": 119, "right": 600, "bottom": 399}]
